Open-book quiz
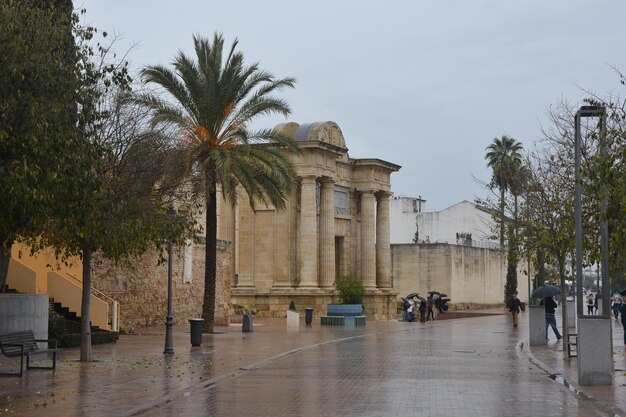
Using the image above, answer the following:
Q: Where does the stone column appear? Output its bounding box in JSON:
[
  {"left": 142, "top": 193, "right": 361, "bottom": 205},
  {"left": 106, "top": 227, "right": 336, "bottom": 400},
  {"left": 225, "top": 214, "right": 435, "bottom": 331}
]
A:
[
  {"left": 218, "top": 189, "right": 236, "bottom": 287},
  {"left": 236, "top": 195, "right": 254, "bottom": 288},
  {"left": 319, "top": 178, "right": 335, "bottom": 289},
  {"left": 376, "top": 191, "right": 392, "bottom": 290},
  {"left": 298, "top": 175, "right": 319, "bottom": 289},
  {"left": 360, "top": 190, "right": 377, "bottom": 290}
]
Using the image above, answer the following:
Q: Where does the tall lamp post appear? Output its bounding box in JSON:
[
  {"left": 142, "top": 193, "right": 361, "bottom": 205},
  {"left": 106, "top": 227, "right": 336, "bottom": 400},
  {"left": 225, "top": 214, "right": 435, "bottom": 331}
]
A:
[
  {"left": 574, "top": 105, "right": 611, "bottom": 386},
  {"left": 164, "top": 204, "right": 176, "bottom": 354}
]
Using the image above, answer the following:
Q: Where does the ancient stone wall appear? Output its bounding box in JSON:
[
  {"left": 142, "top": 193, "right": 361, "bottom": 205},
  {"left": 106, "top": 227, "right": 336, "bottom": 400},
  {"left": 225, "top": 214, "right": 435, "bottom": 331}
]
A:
[
  {"left": 230, "top": 291, "right": 397, "bottom": 321},
  {"left": 91, "top": 241, "right": 232, "bottom": 333},
  {"left": 391, "top": 243, "right": 529, "bottom": 305}
]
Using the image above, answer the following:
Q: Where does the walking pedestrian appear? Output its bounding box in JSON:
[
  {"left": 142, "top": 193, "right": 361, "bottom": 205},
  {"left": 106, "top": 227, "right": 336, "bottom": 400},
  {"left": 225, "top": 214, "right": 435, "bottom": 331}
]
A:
[
  {"left": 507, "top": 291, "right": 522, "bottom": 327},
  {"left": 594, "top": 294, "right": 599, "bottom": 315},
  {"left": 544, "top": 296, "right": 562, "bottom": 340},
  {"left": 613, "top": 292, "right": 622, "bottom": 321},
  {"left": 406, "top": 297, "right": 415, "bottom": 322},
  {"left": 418, "top": 299, "right": 427, "bottom": 323},
  {"left": 586, "top": 293, "right": 593, "bottom": 314},
  {"left": 621, "top": 291, "right": 626, "bottom": 347},
  {"left": 426, "top": 295, "right": 436, "bottom": 321}
]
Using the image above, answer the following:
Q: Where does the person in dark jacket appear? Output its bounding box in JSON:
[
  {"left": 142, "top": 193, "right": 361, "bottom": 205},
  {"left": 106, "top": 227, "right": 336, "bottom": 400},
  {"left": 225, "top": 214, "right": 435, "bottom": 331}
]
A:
[
  {"left": 620, "top": 291, "right": 626, "bottom": 347},
  {"left": 507, "top": 291, "right": 522, "bottom": 327},
  {"left": 544, "top": 296, "right": 562, "bottom": 340}
]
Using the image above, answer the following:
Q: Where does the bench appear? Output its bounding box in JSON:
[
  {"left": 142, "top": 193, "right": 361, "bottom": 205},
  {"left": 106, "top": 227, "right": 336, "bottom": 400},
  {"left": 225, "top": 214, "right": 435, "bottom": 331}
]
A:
[
  {"left": 0, "top": 330, "right": 58, "bottom": 377},
  {"left": 567, "top": 333, "right": 577, "bottom": 358}
]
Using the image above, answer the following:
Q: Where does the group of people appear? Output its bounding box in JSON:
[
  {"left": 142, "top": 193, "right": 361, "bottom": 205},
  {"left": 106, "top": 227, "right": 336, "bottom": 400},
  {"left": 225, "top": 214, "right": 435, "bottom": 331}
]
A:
[
  {"left": 507, "top": 289, "right": 626, "bottom": 347},
  {"left": 506, "top": 291, "right": 561, "bottom": 339},
  {"left": 402, "top": 293, "right": 447, "bottom": 323}
]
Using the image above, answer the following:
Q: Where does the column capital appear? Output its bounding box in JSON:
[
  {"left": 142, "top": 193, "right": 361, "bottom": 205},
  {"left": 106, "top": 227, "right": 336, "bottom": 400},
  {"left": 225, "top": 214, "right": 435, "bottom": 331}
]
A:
[
  {"left": 319, "top": 176, "right": 335, "bottom": 185},
  {"left": 359, "top": 189, "right": 377, "bottom": 197},
  {"left": 300, "top": 174, "right": 318, "bottom": 183},
  {"left": 376, "top": 190, "right": 393, "bottom": 199}
]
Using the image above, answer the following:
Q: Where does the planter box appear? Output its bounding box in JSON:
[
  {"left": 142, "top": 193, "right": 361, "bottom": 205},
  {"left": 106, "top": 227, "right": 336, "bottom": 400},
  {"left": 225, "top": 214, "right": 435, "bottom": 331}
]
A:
[
  {"left": 286, "top": 310, "right": 300, "bottom": 327},
  {"left": 327, "top": 304, "right": 363, "bottom": 317}
]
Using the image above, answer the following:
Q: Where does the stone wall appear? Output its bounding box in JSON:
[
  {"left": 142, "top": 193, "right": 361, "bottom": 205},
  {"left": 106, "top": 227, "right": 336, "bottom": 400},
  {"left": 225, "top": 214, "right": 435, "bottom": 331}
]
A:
[
  {"left": 91, "top": 241, "right": 232, "bottom": 333},
  {"left": 391, "top": 243, "right": 529, "bottom": 305},
  {"left": 231, "top": 290, "right": 397, "bottom": 321}
]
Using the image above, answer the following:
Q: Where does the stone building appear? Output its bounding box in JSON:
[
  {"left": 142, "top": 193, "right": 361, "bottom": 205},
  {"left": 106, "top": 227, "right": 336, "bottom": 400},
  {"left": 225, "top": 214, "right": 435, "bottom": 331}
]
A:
[{"left": 220, "top": 121, "right": 401, "bottom": 319}]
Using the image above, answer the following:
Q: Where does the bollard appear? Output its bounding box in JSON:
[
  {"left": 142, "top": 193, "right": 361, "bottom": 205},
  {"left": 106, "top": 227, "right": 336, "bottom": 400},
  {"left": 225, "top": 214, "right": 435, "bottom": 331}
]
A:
[
  {"left": 305, "top": 308, "right": 314, "bottom": 325},
  {"left": 189, "top": 318, "right": 204, "bottom": 346},
  {"left": 242, "top": 314, "right": 253, "bottom": 333}
]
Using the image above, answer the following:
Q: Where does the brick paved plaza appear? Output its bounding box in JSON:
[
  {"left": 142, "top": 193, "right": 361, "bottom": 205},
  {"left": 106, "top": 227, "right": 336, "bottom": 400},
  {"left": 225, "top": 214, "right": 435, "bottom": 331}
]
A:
[{"left": 1, "top": 312, "right": 624, "bottom": 417}]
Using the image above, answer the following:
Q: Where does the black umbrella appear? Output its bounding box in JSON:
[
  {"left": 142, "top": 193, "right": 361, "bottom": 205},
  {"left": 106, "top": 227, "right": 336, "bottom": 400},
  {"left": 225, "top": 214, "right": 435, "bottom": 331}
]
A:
[
  {"left": 621, "top": 289, "right": 626, "bottom": 296},
  {"left": 428, "top": 291, "right": 440, "bottom": 296},
  {"left": 531, "top": 284, "right": 561, "bottom": 298},
  {"left": 405, "top": 293, "right": 426, "bottom": 302},
  {"left": 439, "top": 293, "right": 448, "bottom": 298}
]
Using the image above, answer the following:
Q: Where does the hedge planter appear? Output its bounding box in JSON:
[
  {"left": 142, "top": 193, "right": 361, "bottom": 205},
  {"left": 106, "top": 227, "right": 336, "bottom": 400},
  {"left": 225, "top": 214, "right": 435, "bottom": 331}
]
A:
[{"left": 321, "top": 304, "right": 365, "bottom": 326}]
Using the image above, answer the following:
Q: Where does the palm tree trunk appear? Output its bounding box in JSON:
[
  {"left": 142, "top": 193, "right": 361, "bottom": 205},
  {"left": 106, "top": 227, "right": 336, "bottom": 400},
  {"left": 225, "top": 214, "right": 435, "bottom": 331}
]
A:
[
  {"left": 513, "top": 195, "right": 518, "bottom": 238},
  {"left": 80, "top": 243, "right": 92, "bottom": 362},
  {"left": 0, "top": 242, "right": 12, "bottom": 293},
  {"left": 499, "top": 187, "right": 505, "bottom": 249},
  {"left": 202, "top": 175, "right": 217, "bottom": 333}
]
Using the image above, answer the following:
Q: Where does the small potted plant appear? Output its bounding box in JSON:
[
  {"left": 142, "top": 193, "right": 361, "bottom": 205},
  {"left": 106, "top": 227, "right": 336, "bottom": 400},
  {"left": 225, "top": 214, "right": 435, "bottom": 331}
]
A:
[{"left": 328, "top": 276, "right": 365, "bottom": 316}]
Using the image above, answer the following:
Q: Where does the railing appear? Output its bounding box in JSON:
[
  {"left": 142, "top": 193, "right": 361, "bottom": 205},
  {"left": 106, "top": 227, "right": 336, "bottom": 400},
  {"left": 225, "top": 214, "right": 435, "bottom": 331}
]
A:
[{"left": 64, "top": 272, "right": 120, "bottom": 332}]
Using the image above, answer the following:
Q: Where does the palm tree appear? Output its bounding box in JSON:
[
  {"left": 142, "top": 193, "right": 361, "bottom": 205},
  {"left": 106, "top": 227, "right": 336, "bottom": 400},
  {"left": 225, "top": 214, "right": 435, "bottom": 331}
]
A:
[
  {"left": 136, "top": 33, "right": 299, "bottom": 333},
  {"left": 485, "top": 135, "right": 523, "bottom": 248}
]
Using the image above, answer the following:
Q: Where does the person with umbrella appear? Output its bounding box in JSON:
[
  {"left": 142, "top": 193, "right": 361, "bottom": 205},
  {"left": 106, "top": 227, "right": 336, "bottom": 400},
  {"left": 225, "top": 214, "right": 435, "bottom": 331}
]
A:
[
  {"left": 620, "top": 290, "right": 626, "bottom": 348},
  {"left": 612, "top": 291, "right": 622, "bottom": 321},
  {"left": 506, "top": 291, "right": 522, "bottom": 327},
  {"left": 532, "top": 284, "right": 562, "bottom": 341}
]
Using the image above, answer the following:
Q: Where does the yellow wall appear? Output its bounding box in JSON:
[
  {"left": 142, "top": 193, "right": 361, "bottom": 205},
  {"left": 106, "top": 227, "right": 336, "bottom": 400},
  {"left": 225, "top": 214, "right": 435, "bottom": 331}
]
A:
[{"left": 6, "top": 243, "right": 110, "bottom": 330}]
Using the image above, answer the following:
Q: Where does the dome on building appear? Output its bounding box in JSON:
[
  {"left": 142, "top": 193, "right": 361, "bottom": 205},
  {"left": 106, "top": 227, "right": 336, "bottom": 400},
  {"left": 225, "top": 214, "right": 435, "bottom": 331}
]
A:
[{"left": 275, "top": 121, "right": 347, "bottom": 149}]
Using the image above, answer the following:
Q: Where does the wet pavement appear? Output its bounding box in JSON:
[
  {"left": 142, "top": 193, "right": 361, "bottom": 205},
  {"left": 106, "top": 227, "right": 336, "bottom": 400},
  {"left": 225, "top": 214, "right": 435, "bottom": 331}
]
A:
[
  {"left": 0, "top": 310, "right": 623, "bottom": 417},
  {"left": 527, "top": 315, "right": 626, "bottom": 417}
]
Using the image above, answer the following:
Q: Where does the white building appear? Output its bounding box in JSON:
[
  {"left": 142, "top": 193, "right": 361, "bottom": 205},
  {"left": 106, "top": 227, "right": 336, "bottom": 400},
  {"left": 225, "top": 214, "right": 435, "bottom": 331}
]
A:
[
  {"left": 389, "top": 195, "right": 426, "bottom": 244},
  {"left": 390, "top": 198, "right": 499, "bottom": 249}
]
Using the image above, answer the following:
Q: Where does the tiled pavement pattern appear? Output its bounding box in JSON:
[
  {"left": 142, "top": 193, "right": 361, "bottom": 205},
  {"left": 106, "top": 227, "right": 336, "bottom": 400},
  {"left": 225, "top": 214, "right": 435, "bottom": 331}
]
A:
[
  {"left": 0, "top": 312, "right": 621, "bottom": 417},
  {"left": 529, "top": 316, "right": 626, "bottom": 416}
]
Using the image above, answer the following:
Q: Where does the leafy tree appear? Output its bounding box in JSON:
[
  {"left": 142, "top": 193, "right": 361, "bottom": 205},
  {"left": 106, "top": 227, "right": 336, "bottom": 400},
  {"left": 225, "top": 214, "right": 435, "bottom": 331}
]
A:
[
  {"left": 34, "top": 19, "right": 196, "bottom": 361},
  {"left": 335, "top": 276, "right": 365, "bottom": 305},
  {"left": 583, "top": 89, "right": 626, "bottom": 286},
  {"left": 0, "top": 0, "right": 77, "bottom": 291},
  {"left": 135, "top": 33, "right": 300, "bottom": 333},
  {"left": 485, "top": 135, "right": 523, "bottom": 248}
]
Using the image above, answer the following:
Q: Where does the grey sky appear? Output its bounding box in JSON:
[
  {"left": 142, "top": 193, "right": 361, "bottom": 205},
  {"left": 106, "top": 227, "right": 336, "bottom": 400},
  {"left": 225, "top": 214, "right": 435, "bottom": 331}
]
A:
[{"left": 78, "top": 0, "right": 626, "bottom": 211}]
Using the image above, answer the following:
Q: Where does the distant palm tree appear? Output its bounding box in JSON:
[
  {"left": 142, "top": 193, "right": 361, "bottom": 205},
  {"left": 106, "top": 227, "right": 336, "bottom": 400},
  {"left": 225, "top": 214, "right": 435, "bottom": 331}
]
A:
[
  {"left": 136, "top": 33, "right": 299, "bottom": 332},
  {"left": 485, "top": 135, "right": 523, "bottom": 248}
]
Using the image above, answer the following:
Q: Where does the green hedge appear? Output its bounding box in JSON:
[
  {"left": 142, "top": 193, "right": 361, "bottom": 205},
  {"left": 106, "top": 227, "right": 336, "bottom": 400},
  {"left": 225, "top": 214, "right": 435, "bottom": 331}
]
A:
[
  {"left": 49, "top": 317, "right": 119, "bottom": 347},
  {"left": 58, "top": 331, "right": 119, "bottom": 348}
]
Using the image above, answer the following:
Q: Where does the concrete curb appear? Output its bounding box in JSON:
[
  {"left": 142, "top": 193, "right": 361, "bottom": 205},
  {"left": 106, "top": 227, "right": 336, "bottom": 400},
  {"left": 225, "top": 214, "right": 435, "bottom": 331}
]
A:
[{"left": 517, "top": 338, "right": 623, "bottom": 417}]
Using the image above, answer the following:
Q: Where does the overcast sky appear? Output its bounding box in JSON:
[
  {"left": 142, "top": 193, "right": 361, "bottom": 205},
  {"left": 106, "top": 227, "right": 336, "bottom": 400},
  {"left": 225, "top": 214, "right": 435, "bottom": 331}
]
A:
[{"left": 78, "top": 0, "right": 626, "bottom": 211}]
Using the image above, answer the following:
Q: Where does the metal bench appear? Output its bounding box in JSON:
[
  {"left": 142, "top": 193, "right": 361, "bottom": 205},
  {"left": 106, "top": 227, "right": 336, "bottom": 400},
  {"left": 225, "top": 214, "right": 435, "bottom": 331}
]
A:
[
  {"left": 0, "top": 330, "right": 58, "bottom": 377},
  {"left": 567, "top": 333, "right": 577, "bottom": 358}
]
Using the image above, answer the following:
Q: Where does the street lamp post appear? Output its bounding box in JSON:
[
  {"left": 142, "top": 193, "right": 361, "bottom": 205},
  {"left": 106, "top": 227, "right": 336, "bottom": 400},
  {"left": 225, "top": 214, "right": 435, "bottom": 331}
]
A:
[
  {"left": 574, "top": 105, "right": 611, "bottom": 386},
  {"left": 164, "top": 204, "right": 176, "bottom": 354}
]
